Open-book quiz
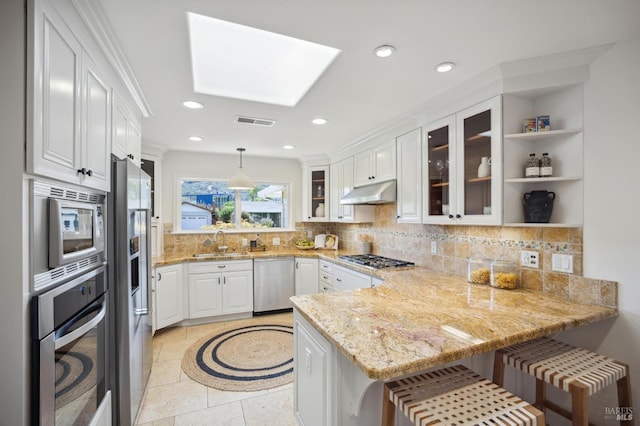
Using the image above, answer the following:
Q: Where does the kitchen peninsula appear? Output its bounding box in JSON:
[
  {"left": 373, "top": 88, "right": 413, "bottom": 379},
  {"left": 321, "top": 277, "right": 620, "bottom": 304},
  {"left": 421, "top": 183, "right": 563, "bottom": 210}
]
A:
[{"left": 290, "top": 269, "right": 618, "bottom": 426}]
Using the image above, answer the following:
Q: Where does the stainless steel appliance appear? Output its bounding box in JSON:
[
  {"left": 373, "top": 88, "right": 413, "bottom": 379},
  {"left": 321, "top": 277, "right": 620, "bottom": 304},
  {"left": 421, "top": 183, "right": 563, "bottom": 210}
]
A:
[
  {"left": 338, "top": 254, "right": 414, "bottom": 269},
  {"left": 31, "top": 265, "right": 108, "bottom": 426},
  {"left": 253, "top": 257, "right": 295, "bottom": 314},
  {"left": 108, "top": 157, "right": 152, "bottom": 425}
]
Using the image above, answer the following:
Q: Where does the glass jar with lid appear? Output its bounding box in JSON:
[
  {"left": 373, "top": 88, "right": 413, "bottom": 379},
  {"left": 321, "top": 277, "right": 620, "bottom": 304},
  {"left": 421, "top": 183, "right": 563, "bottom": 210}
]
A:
[
  {"left": 490, "top": 259, "right": 518, "bottom": 289},
  {"left": 467, "top": 257, "right": 491, "bottom": 285}
]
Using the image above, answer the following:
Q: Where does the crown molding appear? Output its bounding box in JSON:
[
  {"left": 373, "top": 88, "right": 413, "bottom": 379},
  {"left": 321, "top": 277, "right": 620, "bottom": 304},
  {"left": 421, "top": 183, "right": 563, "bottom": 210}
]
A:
[{"left": 71, "top": 0, "right": 152, "bottom": 118}]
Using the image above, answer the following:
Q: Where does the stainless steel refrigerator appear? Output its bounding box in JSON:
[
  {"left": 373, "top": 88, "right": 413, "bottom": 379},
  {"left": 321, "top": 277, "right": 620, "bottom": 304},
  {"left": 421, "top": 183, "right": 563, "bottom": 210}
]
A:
[{"left": 108, "top": 156, "right": 153, "bottom": 425}]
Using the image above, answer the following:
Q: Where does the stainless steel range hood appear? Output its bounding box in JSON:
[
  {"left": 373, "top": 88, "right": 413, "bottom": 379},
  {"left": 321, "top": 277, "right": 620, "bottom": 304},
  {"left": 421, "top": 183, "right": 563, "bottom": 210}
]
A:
[{"left": 340, "top": 180, "right": 396, "bottom": 205}]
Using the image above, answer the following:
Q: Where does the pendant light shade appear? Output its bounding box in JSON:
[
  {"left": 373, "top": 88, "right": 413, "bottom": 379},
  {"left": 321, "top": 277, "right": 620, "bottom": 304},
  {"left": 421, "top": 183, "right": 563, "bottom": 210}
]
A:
[{"left": 228, "top": 148, "right": 254, "bottom": 190}]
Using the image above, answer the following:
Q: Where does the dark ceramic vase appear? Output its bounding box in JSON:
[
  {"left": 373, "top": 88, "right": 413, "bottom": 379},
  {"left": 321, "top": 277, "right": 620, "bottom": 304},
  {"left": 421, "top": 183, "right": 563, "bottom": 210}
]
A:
[{"left": 523, "top": 190, "right": 555, "bottom": 223}]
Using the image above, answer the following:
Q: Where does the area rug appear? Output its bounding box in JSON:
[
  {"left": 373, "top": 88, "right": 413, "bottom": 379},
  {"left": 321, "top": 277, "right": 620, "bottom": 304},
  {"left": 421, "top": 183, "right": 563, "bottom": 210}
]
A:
[{"left": 181, "top": 317, "right": 294, "bottom": 391}]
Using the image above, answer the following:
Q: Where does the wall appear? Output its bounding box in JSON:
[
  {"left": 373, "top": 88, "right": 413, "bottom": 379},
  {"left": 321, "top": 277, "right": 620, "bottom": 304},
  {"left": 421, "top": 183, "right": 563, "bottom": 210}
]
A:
[
  {"left": 160, "top": 150, "right": 302, "bottom": 227},
  {"left": 0, "top": 1, "right": 29, "bottom": 424}
]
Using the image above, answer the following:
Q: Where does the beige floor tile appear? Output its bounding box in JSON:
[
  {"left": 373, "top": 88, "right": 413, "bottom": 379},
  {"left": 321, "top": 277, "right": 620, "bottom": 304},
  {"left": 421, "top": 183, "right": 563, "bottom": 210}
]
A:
[
  {"left": 156, "top": 339, "right": 199, "bottom": 362},
  {"left": 184, "top": 321, "right": 229, "bottom": 342},
  {"left": 241, "top": 389, "right": 296, "bottom": 426},
  {"left": 207, "top": 386, "right": 268, "bottom": 408},
  {"left": 136, "top": 416, "right": 175, "bottom": 426},
  {"left": 147, "top": 358, "right": 183, "bottom": 388},
  {"left": 154, "top": 326, "right": 187, "bottom": 345},
  {"left": 137, "top": 380, "right": 208, "bottom": 424},
  {"left": 174, "top": 401, "right": 246, "bottom": 426}
]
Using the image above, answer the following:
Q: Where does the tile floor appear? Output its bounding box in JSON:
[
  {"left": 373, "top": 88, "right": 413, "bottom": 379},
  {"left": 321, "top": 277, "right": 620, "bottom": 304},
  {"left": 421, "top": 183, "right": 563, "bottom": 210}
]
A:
[{"left": 136, "top": 313, "right": 297, "bottom": 426}]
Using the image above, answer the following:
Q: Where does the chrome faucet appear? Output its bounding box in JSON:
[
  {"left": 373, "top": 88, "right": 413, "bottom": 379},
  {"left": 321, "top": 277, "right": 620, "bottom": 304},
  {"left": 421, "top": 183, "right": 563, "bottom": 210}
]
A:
[{"left": 214, "top": 230, "right": 227, "bottom": 252}]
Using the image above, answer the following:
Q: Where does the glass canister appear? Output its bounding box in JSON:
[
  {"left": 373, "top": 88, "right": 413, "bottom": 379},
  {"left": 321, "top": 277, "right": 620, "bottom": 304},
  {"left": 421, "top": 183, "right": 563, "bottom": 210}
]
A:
[
  {"left": 490, "top": 259, "right": 518, "bottom": 289},
  {"left": 467, "top": 257, "right": 491, "bottom": 285}
]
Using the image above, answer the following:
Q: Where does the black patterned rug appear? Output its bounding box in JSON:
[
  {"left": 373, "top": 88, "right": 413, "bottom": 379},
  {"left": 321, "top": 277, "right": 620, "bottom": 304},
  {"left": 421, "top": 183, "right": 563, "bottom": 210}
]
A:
[{"left": 181, "top": 317, "right": 294, "bottom": 391}]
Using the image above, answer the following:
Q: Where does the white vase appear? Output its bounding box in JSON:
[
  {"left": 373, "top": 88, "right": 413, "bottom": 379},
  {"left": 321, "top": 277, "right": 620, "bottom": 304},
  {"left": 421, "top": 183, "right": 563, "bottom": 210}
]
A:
[
  {"left": 315, "top": 203, "right": 325, "bottom": 217},
  {"left": 478, "top": 157, "right": 491, "bottom": 178}
]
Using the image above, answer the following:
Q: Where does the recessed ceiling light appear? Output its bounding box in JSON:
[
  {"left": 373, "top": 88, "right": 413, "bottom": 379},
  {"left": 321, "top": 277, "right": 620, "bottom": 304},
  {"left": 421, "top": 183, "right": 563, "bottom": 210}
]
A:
[
  {"left": 282, "top": 145, "right": 295, "bottom": 150},
  {"left": 374, "top": 45, "right": 395, "bottom": 58},
  {"left": 312, "top": 118, "right": 327, "bottom": 125},
  {"left": 189, "top": 136, "right": 203, "bottom": 142},
  {"left": 183, "top": 100, "right": 204, "bottom": 109},
  {"left": 436, "top": 62, "right": 455, "bottom": 73},
  {"left": 187, "top": 13, "right": 341, "bottom": 106}
]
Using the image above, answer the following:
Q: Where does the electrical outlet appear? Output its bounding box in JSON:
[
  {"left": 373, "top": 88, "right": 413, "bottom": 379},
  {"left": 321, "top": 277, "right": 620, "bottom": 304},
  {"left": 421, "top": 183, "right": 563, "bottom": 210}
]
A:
[
  {"left": 241, "top": 238, "right": 247, "bottom": 247},
  {"left": 431, "top": 241, "right": 437, "bottom": 254},
  {"left": 307, "top": 230, "right": 313, "bottom": 238},
  {"left": 272, "top": 237, "right": 280, "bottom": 246},
  {"left": 552, "top": 253, "right": 573, "bottom": 273},
  {"left": 520, "top": 250, "right": 539, "bottom": 268}
]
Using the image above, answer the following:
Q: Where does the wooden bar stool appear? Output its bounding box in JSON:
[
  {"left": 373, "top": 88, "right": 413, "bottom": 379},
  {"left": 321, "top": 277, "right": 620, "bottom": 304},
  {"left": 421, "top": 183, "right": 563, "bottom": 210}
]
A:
[
  {"left": 382, "top": 364, "right": 544, "bottom": 425},
  {"left": 493, "top": 336, "right": 634, "bottom": 426}
]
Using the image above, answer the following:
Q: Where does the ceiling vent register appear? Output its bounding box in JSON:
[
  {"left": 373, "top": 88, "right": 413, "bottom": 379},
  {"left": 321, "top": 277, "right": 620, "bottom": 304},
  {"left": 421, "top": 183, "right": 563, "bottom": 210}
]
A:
[{"left": 235, "top": 116, "right": 276, "bottom": 127}]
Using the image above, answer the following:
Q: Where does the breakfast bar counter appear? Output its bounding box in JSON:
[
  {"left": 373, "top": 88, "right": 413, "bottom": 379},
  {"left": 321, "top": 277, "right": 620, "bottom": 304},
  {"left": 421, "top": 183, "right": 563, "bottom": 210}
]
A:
[{"left": 289, "top": 268, "right": 618, "bottom": 425}]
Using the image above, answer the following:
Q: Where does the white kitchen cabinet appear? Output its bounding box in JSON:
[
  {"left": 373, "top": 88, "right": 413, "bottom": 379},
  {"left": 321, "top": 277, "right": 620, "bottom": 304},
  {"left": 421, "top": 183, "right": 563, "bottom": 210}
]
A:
[
  {"left": 294, "top": 312, "right": 333, "bottom": 426},
  {"left": 303, "top": 166, "right": 330, "bottom": 221},
  {"left": 333, "top": 264, "right": 372, "bottom": 291},
  {"left": 112, "top": 91, "right": 142, "bottom": 166},
  {"left": 188, "top": 260, "right": 253, "bottom": 318},
  {"left": 422, "top": 96, "right": 502, "bottom": 225},
  {"left": 396, "top": 128, "right": 423, "bottom": 223},
  {"left": 353, "top": 139, "right": 396, "bottom": 187},
  {"left": 502, "top": 85, "right": 584, "bottom": 227},
  {"left": 154, "top": 263, "right": 184, "bottom": 330},
  {"left": 29, "top": 0, "right": 111, "bottom": 191},
  {"left": 318, "top": 260, "right": 334, "bottom": 293},
  {"left": 330, "top": 157, "right": 374, "bottom": 223},
  {"left": 295, "top": 257, "right": 319, "bottom": 295}
]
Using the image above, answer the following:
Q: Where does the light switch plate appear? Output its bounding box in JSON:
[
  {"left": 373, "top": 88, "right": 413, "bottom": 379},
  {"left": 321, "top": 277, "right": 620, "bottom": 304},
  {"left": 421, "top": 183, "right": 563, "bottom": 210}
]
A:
[
  {"left": 272, "top": 237, "right": 280, "bottom": 246},
  {"left": 241, "top": 238, "right": 247, "bottom": 247},
  {"left": 431, "top": 241, "right": 437, "bottom": 254},
  {"left": 520, "top": 250, "right": 539, "bottom": 268},
  {"left": 552, "top": 253, "right": 573, "bottom": 273}
]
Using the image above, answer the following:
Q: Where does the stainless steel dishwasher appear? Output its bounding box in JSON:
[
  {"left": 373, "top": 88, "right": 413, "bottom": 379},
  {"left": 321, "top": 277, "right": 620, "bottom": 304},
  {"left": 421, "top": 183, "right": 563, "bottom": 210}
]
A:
[{"left": 253, "top": 257, "right": 295, "bottom": 314}]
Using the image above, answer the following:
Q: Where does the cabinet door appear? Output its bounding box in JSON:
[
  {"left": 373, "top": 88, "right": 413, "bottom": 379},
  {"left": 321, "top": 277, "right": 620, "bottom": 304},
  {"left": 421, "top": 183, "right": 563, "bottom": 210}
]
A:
[
  {"left": 353, "top": 150, "right": 373, "bottom": 187},
  {"left": 222, "top": 270, "right": 253, "bottom": 314},
  {"left": 373, "top": 139, "right": 396, "bottom": 183},
  {"left": 333, "top": 265, "right": 371, "bottom": 291},
  {"left": 295, "top": 258, "right": 319, "bottom": 295},
  {"left": 422, "top": 115, "right": 456, "bottom": 224},
  {"left": 305, "top": 166, "right": 329, "bottom": 221},
  {"left": 188, "top": 273, "right": 222, "bottom": 318},
  {"left": 329, "top": 158, "right": 354, "bottom": 222},
  {"left": 397, "top": 128, "right": 422, "bottom": 223},
  {"left": 294, "top": 319, "right": 327, "bottom": 426},
  {"left": 82, "top": 56, "right": 110, "bottom": 191},
  {"left": 111, "top": 92, "right": 129, "bottom": 160},
  {"left": 455, "top": 96, "right": 502, "bottom": 225},
  {"left": 30, "top": 1, "right": 82, "bottom": 183},
  {"left": 155, "top": 264, "right": 184, "bottom": 329},
  {"left": 127, "top": 119, "right": 142, "bottom": 166}
]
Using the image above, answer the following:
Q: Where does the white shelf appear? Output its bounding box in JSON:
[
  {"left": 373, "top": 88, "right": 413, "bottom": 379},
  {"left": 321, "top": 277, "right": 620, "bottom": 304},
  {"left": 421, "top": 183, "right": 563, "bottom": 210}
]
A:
[
  {"left": 504, "top": 128, "right": 582, "bottom": 140},
  {"left": 505, "top": 176, "right": 582, "bottom": 183},
  {"left": 504, "top": 222, "right": 582, "bottom": 228}
]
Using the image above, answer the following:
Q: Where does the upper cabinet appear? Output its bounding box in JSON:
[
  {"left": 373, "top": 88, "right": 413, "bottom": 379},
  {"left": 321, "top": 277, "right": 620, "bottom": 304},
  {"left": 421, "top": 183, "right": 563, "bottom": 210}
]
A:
[
  {"left": 29, "top": 0, "right": 111, "bottom": 191},
  {"left": 353, "top": 139, "right": 396, "bottom": 187},
  {"left": 396, "top": 128, "right": 423, "bottom": 223},
  {"left": 112, "top": 91, "right": 142, "bottom": 166},
  {"left": 303, "top": 166, "right": 330, "bottom": 221},
  {"left": 502, "top": 85, "right": 583, "bottom": 226},
  {"left": 422, "top": 96, "right": 502, "bottom": 225},
  {"left": 330, "top": 157, "right": 374, "bottom": 223}
]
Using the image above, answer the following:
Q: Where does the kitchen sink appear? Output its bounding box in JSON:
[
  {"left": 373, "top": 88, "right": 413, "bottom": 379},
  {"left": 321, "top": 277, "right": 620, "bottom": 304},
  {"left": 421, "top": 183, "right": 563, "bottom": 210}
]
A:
[{"left": 192, "top": 252, "right": 248, "bottom": 258}]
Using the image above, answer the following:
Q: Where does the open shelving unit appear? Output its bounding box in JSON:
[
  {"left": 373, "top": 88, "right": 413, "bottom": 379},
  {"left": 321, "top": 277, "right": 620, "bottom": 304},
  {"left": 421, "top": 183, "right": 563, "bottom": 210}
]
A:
[{"left": 502, "top": 84, "right": 584, "bottom": 227}]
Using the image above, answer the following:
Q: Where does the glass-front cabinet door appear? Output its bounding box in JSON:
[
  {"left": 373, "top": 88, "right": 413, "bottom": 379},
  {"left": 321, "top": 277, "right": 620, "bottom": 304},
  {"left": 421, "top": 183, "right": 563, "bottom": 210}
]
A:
[
  {"left": 455, "top": 96, "right": 502, "bottom": 225},
  {"left": 422, "top": 116, "right": 456, "bottom": 224},
  {"left": 305, "top": 166, "right": 329, "bottom": 221},
  {"left": 422, "top": 96, "right": 502, "bottom": 225}
]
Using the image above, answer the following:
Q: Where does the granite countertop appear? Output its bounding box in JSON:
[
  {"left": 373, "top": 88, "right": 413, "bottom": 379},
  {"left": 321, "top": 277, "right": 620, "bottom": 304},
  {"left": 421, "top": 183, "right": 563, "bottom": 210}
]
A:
[{"left": 290, "top": 268, "right": 618, "bottom": 381}]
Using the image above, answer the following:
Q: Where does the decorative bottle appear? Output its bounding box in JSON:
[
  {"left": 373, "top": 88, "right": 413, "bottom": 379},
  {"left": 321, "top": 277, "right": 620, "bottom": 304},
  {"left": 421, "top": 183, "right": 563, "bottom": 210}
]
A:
[
  {"left": 540, "top": 153, "right": 553, "bottom": 177},
  {"left": 477, "top": 157, "right": 491, "bottom": 178},
  {"left": 525, "top": 153, "right": 540, "bottom": 178},
  {"left": 316, "top": 185, "right": 322, "bottom": 197}
]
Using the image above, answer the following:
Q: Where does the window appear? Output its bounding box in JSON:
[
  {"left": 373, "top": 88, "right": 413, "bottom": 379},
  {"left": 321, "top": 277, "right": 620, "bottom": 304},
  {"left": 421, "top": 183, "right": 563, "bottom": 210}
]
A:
[{"left": 179, "top": 179, "right": 290, "bottom": 231}]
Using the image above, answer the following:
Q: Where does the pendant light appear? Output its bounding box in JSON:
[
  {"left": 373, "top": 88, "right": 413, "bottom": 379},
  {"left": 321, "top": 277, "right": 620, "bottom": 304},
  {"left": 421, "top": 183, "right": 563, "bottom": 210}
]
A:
[{"left": 228, "top": 148, "right": 254, "bottom": 190}]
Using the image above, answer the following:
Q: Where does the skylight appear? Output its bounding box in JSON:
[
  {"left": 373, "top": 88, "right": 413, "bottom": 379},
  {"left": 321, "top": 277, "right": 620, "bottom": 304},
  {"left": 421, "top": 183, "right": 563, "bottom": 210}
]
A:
[{"left": 187, "top": 13, "right": 341, "bottom": 107}]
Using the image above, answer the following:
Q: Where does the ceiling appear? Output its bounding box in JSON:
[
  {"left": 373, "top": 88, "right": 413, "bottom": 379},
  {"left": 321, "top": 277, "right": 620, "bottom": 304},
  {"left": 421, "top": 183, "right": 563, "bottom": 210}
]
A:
[{"left": 98, "top": 0, "right": 640, "bottom": 161}]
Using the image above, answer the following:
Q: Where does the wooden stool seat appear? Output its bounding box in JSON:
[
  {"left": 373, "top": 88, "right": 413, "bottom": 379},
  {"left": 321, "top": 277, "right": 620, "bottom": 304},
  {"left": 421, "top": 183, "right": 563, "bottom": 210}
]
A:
[
  {"left": 382, "top": 364, "right": 544, "bottom": 425},
  {"left": 493, "top": 336, "right": 634, "bottom": 426}
]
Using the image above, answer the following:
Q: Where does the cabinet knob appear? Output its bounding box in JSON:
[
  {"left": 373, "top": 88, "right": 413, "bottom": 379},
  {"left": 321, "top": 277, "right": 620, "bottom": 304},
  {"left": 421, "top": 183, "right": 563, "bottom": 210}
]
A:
[
  {"left": 157, "top": 273, "right": 162, "bottom": 281},
  {"left": 396, "top": 215, "right": 400, "bottom": 219},
  {"left": 77, "top": 167, "right": 88, "bottom": 176},
  {"left": 448, "top": 215, "right": 454, "bottom": 219},
  {"left": 296, "top": 262, "right": 299, "bottom": 269},
  {"left": 86, "top": 169, "right": 93, "bottom": 177},
  {"left": 455, "top": 214, "right": 462, "bottom": 219}
]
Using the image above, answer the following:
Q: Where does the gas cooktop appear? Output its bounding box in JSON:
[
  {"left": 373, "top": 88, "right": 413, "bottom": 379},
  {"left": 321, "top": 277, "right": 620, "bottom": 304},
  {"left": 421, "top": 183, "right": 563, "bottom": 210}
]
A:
[{"left": 339, "top": 254, "right": 415, "bottom": 269}]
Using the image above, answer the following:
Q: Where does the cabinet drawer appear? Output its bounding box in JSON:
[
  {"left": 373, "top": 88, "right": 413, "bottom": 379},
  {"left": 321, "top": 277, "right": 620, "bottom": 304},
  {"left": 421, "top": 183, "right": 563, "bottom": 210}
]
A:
[
  {"left": 189, "top": 259, "right": 253, "bottom": 274},
  {"left": 319, "top": 273, "right": 332, "bottom": 285},
  {"left": 319, "top": 260, "right": 333, "bottom": 274}
]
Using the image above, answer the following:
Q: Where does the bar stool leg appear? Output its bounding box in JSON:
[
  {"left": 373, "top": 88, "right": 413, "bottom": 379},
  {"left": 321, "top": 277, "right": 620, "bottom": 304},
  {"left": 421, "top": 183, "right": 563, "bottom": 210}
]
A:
[
  {"left": 569, "top": 381, "right": 589, "bottom": 426},
  {"left": 493, "top": 350, "right": 505, "bottom": 386},
  {"left": 535, "top": 379, "right": 546, "bottom": 411},
  {"left": 381, "top": 383, "right": 396, "bottom": 426},
  {"left": 616, "top": 363, "right": 634, "bottom": 426}
]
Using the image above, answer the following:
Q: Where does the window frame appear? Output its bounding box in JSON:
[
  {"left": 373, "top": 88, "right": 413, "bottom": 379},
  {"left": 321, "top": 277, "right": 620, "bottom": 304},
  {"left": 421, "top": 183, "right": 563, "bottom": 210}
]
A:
[{"left": 175, "top": 176, "right": 293, "bottom": 233}]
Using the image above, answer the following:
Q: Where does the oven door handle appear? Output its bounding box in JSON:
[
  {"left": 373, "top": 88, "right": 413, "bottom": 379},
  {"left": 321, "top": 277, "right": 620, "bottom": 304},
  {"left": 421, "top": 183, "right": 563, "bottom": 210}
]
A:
[{"left": 55, "top": 302, "right": 106, "bottom": 350}]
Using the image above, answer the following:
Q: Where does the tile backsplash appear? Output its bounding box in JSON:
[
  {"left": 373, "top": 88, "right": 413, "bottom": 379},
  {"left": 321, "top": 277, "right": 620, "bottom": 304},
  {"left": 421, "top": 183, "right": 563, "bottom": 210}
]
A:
[{"left": 161, "top": 202, "right": 617, "bottom": 308}]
